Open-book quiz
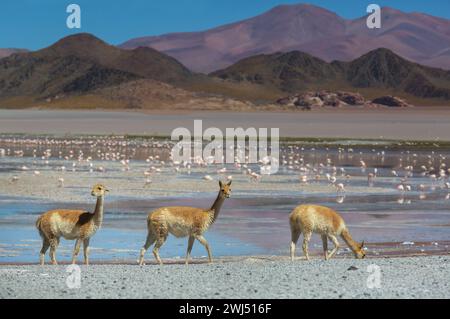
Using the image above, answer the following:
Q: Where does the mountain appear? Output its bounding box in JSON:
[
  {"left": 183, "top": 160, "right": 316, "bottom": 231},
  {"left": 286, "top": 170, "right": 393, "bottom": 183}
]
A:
[
  {"left": 36, "top": 34, "right": 193, "bottom": 82},
  {"left": 211, "top": 48, "right": 450, "bottom": 100},
  {"left": 211, "top": 51, "right": 342, "bottom": 92},
  {"left": 120, "top": 4, "right": 450, "bottom": 73},
  {"left": 0, "top": 48, "right": 28, "bottom": 59},
  {"left": 0, "top": 33, "right": 196, "bottom": 101},
  {"left": 1, "top": 33, "right": 449, "bottom": 109},
  {"left": 0, "top": 33, "right": 256, "bottom": 109}
]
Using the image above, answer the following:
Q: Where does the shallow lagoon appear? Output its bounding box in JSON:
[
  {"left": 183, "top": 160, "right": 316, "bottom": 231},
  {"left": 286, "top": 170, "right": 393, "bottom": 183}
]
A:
[{"left": 0, "top": 135, "right": 449, "bottom": 263}]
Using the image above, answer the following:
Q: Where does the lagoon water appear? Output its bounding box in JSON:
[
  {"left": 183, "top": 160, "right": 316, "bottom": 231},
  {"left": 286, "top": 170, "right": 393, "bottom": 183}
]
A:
[{"left": 0, "top": 135, "right": 449, "bottom": 263}]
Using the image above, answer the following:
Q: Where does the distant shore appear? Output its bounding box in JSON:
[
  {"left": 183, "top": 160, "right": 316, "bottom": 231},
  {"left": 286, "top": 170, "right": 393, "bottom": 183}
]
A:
[
  {"left": 1, "top": 107, "right": 450, "bottom": 140},
  {"left": 0, "top": 255, "right": 448, "bottom": 299}
]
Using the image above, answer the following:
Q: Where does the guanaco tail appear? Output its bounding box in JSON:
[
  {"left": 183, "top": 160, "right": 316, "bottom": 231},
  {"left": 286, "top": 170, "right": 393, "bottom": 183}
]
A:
[
  {"left": 35, "top": 184, "right": 109, "bottom": 265},
  {"left": 138, "top": 180, "right": 232, "bottom": 265},
  {"left": 289, "top": 204, "right": 365, "bottom": 260}
]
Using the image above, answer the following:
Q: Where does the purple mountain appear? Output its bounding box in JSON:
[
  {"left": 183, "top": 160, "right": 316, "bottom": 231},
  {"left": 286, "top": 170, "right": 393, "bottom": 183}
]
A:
[
  {"left": 120, "top": 4, "right": 450, "bottom": 73},
  {"left": 0, "top": 48, "right": 28, "bottom": 59}
]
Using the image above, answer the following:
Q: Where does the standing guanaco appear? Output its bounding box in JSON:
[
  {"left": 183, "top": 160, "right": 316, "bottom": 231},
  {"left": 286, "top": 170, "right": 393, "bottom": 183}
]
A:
[
  {"left": 139, "top": 180, "right": 232, "bottom": 265},
  {"left": 289, "top": 204, "right": 365, "bottom": 260},
  {"left": 36, "top": 184, "right": 109, "bottom": 265}
]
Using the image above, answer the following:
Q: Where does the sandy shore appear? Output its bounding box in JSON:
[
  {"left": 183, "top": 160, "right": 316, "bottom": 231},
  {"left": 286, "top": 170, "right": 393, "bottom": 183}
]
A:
[
  {"left": 1, "top": 108, "right": 450, "bottom": 140},
  {"left": 0, "top": 255, "right": 448, "bottom": 299}
]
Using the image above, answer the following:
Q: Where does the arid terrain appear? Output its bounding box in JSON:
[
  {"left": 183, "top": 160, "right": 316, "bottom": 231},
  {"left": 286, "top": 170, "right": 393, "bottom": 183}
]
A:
[{"left": 1, "top": 32, "right": 449, "bottom": 109}]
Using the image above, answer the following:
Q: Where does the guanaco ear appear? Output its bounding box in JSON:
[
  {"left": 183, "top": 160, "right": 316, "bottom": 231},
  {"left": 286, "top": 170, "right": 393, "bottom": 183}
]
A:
[
  {"left": 360, "top": 241, "right": 365, "bottom": 249},
  {"left": 227, "top": 180, "right": 232, "bottom": 186},
  {"left": 219, "top": 180, "right": 223, "bottom": 188}
]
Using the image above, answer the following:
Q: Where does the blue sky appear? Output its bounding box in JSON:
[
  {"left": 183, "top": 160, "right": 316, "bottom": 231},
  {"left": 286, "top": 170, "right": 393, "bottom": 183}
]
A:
[{"left": 1, "top": 0, "right": 449, "bottom": 50}]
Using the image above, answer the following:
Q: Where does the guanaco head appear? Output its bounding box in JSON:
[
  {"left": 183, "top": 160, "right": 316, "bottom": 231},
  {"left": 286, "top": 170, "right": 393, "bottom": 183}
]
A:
[
  {"left": 219, "top": 180, "right": 232, "bottom": 199},
  {"left": 355, "top": 241, "right": 366, "bottom": 259},
  {"left": 91, "top": 184, "right": 109, "bottom": 197}
]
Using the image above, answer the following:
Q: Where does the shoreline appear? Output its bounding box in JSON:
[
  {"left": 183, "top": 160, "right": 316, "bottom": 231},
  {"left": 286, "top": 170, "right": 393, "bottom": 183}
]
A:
[
  {"left": 1, "top": 250, "right": 449, "bottom": 266},
  {"left": 2, "top": 132, "right": 450, "bottom": 150},
  {"left": 5, "top": 105, "right": 450, "bottom": 113}
]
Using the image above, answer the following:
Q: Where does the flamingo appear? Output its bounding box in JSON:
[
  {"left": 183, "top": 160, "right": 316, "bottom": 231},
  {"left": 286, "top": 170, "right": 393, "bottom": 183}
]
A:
[
  {"left": 144, "top": 178, "right": 152, "bottom": 187},
  {"left": 250, "top": 172, "right": 261, "bottom": 182},
  {"left": 367, "top": 173, "right": 375, "bottom": 185},
  {"left": 300, "top": 175, "right": 308, "bottom": 184},
  {"left": 360, "top": 160, "right": 367, "bottom": 170},
  {"left": 335, "top": 183, "right": 346, "bottom": 194}
]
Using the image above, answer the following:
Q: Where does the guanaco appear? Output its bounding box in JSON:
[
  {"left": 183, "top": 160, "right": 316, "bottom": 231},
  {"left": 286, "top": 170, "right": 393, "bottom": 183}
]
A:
[
  {"left": 138, "top": 180, "right": 232, "bottom": 265},
  {"left": 289, "top": 204, "right": 365, "bottom": 260},
  {"left": 35, "top": 184, "right": 109, "bottom": 265}
]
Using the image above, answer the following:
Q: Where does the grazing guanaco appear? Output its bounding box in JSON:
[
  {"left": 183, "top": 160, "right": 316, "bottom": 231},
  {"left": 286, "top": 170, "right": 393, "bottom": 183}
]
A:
[
  {"left": 289, "top": 205, "right": 365, "bottom": 261},
  {"left": 35, "top": 184, "right": 109, "bottom": 265},
  {"left": 138, "top": 180, "right": 232, "bottom": 265}
]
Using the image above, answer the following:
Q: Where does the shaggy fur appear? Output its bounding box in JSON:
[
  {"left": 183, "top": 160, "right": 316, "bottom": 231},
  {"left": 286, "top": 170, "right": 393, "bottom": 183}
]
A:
[
  {"left": 289, "top": 204, "right": 365, "bottom": 260},
  {"left": 36, "top": 184, "right": 109, "bottom": 265},
  {"left": 139, "top": 181, "right": 231, "bottom": 265}
]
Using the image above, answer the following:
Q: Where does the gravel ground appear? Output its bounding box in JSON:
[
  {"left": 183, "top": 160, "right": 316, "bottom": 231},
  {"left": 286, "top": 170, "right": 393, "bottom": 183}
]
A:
[{"left": 0, "top": 255, "right": 448, "bottom": 299}]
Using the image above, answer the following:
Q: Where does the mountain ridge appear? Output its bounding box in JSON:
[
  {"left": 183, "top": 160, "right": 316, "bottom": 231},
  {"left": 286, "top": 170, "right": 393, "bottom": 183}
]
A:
[
  {"left": 1, "top": 33, "right": 449, "bottom": 109},
  {"left": 120, "top": 4, "right": 450, "bottom": 73},
  {"left": 211, "top": 47, "right": 450, "bottom": 100}
]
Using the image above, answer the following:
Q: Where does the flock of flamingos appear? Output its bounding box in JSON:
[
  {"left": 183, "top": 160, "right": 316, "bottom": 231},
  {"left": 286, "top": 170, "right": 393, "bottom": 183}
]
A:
[{"left": 1, "top": 136, "right": 450, "bottom": 265}]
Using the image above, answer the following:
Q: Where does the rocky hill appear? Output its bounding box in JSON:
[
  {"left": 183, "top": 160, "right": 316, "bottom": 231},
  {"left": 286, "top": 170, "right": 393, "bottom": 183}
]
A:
[
  {"left": 0, "top": 33, "right": 195, "bottom": 101},
  {"left": 211, "top": 48, "right": 450, "bottom": 100},
  {"left": 1, "top": 33, "right": 449, "bottom": 109}
]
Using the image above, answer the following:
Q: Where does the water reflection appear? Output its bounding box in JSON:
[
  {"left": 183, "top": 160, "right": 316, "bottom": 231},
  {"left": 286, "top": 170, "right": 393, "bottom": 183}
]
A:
[{"left": 336, "top": 195, "right": 346, "bottom": 204}]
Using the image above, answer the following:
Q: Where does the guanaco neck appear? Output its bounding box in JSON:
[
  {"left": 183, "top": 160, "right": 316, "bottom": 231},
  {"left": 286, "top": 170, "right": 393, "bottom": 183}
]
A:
[
  {"left": 340, "top": 229, "right": 360, "bottom": 254},
  {"left": 93, "top": 195, "right": 104, "bottom": 228},
  {"left": 209, "top": 192, "right": 225, "bottom": 224}
]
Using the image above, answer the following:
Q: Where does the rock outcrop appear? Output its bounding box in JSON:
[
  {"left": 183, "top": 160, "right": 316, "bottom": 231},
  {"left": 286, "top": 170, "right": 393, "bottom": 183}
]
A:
[
  {"left": 371, "top": 96, "right": 411, "bottom": 107},
  {"left": 276, "top": 91, "right": 411, "bottom": 109}
]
